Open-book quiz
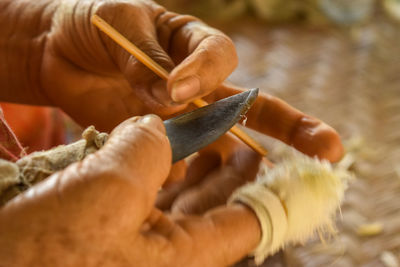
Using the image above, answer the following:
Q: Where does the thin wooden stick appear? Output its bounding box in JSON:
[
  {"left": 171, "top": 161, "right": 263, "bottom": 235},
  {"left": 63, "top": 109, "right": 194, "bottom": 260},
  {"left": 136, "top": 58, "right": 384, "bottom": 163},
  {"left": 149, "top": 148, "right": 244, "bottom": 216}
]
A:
[{"left": 91, "top": 14, "right": 268, "bottom": 157}]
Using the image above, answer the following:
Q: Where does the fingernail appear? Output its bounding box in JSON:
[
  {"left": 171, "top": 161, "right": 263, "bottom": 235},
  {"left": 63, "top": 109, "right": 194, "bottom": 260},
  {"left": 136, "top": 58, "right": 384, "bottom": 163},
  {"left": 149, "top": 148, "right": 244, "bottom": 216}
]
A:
[
  {"left": 171, "top": 76, "right": 201, "bottom": 102},
  {"left": 139, "top": 114, "right": 165, "bottom": 134},
  {"left": 294, "top": 117, "right": 344, "bottom": 162}
]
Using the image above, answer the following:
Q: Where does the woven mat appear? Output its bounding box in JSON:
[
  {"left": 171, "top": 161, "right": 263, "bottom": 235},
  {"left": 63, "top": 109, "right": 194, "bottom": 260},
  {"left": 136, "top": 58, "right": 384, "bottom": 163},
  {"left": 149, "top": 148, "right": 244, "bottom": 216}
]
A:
[{"left": 221, "top": 17, "right": 400, "bottom": 267}]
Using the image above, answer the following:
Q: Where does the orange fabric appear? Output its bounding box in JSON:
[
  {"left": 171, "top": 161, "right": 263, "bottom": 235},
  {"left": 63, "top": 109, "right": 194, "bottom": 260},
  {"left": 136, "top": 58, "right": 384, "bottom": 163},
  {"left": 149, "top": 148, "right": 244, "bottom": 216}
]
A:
[{"left": 0, "top": 103, "right": 66, "bottom": 154}]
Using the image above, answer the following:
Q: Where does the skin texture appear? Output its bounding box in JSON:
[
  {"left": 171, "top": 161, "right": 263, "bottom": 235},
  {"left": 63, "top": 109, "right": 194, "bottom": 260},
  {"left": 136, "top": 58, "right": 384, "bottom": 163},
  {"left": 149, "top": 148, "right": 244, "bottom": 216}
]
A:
[
  {"left": 0, "top": 0, "right": 344, "bottom": 161},
  {"left": 0, "top": 116, "right": 261, "bottom": 267},
  {"left": 0, "top": 0, "right": 345, "bottom": 266}
]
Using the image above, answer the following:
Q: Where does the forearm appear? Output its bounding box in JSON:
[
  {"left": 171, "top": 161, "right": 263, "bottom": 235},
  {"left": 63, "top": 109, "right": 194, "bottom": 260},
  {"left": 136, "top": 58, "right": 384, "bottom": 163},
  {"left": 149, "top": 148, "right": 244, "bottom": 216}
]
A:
[{"left": 0, "top": 0, "right": 59, "bottom": 105}]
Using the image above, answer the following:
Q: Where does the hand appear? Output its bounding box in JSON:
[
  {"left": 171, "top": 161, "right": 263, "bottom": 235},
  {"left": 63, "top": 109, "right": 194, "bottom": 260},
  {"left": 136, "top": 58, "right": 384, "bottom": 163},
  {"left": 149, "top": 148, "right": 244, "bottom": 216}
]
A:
[
  {"left": 158, "top": 80, "right": 345, "bottom": 214},
  {"left": 41, "top": 0, "right": 343, "bottom": 161},
  {"left": 157, "top": 133, "right": 263, "bottom": 215},
  {"left": 40, "top": 0, "right": 237, "bottom": 131},
  {"left": 0, "top": 115, "right": 261, "bottom": 267}
]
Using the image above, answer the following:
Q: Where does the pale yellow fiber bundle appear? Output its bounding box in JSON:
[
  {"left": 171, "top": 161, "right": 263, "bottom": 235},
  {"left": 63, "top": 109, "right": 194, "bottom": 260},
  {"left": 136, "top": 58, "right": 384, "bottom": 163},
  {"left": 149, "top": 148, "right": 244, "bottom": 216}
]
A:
[{"left": 229, "top": 152, "right": 352, "bottom": 265}]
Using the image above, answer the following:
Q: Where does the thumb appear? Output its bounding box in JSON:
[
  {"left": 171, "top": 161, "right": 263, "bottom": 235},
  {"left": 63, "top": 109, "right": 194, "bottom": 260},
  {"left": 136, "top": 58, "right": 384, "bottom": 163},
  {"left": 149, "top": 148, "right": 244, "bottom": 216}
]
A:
[
  {"left": 60, "top": 114, "right": 172, "bottom": 231},
  {"left": 0, "top": 115, "right": 172, "bottom": 260},
  {"left": 60, "top": 115, "right": 172, "bottom": 230},
  {"left": 106, "top": 114, "right": 172, "bottom": 184},
  {"left": 0, "top": 115, "right": 171, "bottom": 244}
]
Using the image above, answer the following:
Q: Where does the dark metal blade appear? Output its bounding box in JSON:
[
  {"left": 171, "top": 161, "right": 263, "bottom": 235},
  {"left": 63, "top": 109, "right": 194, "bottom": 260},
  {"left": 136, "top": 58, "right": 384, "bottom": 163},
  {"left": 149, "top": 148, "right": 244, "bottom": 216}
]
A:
[{"left": 164, "top": 88, "right": 259, "bottom": 163}]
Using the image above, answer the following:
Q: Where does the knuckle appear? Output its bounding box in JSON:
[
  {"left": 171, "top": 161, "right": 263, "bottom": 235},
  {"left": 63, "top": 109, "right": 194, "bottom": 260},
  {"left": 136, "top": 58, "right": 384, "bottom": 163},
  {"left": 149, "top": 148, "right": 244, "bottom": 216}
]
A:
[
  {"left": 212, "top": 34, "right": 238, "bottom": 63},
  {"left": 196, "top": 34, "right": 237, "bottom": 67}
]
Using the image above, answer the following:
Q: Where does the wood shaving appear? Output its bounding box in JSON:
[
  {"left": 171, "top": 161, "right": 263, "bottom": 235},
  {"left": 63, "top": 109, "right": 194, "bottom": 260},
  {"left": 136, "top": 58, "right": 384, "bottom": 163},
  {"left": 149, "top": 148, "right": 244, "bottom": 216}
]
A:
[
  {"left": 380, "top": 251, "right": 399, "bottom": 267},
  {"left": 384, "top": 0, "right": 400, "bottom": 22},
  {"left": 356, "top": 222, "right": 384, "bottom": 237}
]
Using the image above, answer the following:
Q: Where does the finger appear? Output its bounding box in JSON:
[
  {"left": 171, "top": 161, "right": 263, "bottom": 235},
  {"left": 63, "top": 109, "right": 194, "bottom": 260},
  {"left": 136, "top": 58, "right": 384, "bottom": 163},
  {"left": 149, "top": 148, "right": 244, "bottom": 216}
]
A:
[
  {"left": 95, "top": 4, "right": 186, "bottom": 110},
  {"left": 122, "top": 37, "right": 176, "bottom": 108},
  {"left": 1, "top": 115, "right": 172, "bottom": 241},
  {"left": 184, "top": 204, "right": 261, "bottom": 266},
  {"left": 71, "top": 115, "right": 171, "bottom": 229},
  {"left": 147, "top": 204, "right": 260, "bottom": 266},
  {"left": 164, "top": 160, "right": 187, "bottom": 187},
  {"left": 100, "top": 114, "right": 171, "bottom": 214},
  {"left": 156, "top": 12, "right": 238, "bottom": 103},
  {"left": 140, "top": 204, "right": 260, "bottom": 267},
  {"left": 158, "top": 134, "right": 254, "bottom": 212},
  {"left": 171, "top": 167, "right": 243, "bottom": 215},
  {"left": 156, "top": 151, "right": 221, "bottom": 211},
  {"left": 206, "top": 84, "right": 344, "bottom": 162},
  {"left": 172, "top": 142, "right": 261, "bottom": 214},
  {"left": 69, "top": 115, "right": 171, "bottom": 223}
]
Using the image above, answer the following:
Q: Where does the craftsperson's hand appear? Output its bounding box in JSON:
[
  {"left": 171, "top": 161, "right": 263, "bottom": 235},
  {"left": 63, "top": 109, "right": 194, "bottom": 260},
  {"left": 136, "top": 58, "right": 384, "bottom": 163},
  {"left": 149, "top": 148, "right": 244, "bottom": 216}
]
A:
[
  {"left": 0, "top": 115, "right": 261, "bottom": 267},
  {"left": 41, "top": 0, "right": 342, "bottom": 162},
  {"left": 157, "top": 81, "right": 346, "bottom": 213},
  {"left": 40, "top": 0, "right": 237, "bottom": 130},
  {"left": 3, "top": 0, "right": 343, "bottom": 162}
]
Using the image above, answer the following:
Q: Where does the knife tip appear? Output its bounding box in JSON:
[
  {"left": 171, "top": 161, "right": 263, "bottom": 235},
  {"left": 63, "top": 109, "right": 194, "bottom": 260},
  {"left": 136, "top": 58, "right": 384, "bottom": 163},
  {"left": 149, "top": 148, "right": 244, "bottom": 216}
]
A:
[{"left": 240, "top": 88, "right": 259, "bottom": 115}]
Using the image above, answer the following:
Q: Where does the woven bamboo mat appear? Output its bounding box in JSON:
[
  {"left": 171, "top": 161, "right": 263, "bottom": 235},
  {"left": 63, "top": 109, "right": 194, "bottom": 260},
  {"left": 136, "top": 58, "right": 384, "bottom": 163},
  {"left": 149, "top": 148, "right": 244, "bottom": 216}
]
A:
[{"left": 222, "top": 17, "right": 400, "bottom": 267}]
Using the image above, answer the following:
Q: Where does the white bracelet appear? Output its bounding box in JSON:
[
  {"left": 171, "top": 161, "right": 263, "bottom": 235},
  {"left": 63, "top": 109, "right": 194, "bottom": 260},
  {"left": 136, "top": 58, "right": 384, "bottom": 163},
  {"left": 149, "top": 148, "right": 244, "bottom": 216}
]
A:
[{"left": 229, "top": 184, "right": 287, "bottom": 265}]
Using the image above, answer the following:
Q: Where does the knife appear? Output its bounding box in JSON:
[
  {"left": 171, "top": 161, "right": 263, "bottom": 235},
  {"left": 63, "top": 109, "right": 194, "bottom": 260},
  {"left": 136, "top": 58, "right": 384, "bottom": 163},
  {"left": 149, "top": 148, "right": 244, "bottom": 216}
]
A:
[{"left": 165, "top": 88, "right": 258, "bottom": 162}]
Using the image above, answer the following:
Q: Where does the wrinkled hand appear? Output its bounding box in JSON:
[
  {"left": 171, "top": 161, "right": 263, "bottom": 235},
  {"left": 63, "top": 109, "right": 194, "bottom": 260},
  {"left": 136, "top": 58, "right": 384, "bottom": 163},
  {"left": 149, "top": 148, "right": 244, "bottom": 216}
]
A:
[
  {"left": 41, "top": 0, "right": 343, "bottom": 162},
  {"left": 1, "top": 0, "right": 345, "bottom": 264},
  {"left": 41, "top": 0, "right": 236, "bottom": 130},
  {"left": 0, "top": 115, "right": 260, "bottom": 267}
]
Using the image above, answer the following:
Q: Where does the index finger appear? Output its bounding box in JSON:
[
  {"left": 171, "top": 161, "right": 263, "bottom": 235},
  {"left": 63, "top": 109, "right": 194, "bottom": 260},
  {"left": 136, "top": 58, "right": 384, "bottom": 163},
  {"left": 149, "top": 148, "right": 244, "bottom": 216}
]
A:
[
  {"left": 206, "top": 84, "right": 344, "bottom": 162},
  {"left": 155, "top": 12, "right": 238, "bottom": 103}
]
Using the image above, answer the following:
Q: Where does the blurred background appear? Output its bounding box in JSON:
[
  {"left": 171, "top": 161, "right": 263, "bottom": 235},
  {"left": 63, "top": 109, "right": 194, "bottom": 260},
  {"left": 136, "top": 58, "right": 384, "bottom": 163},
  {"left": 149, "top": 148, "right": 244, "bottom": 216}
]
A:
[{"left": 2, "top": 0, "right": 399, "bottom": 266}]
